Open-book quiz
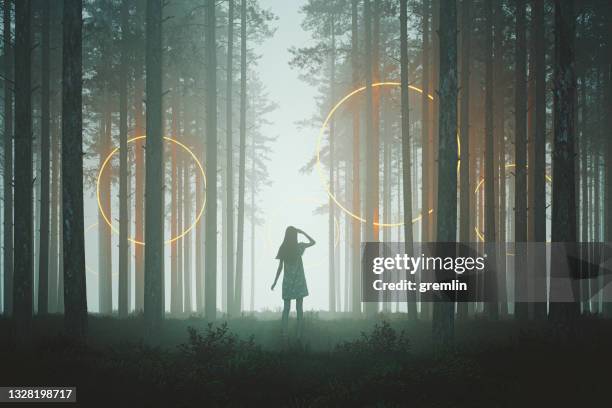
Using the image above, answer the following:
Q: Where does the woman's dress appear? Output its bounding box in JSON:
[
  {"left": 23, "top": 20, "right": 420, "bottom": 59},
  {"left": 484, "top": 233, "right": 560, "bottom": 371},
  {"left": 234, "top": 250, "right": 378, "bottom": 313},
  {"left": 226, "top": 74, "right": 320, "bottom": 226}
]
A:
[{"left": 282, "top": 243, "right": 309, "bottom": 300}]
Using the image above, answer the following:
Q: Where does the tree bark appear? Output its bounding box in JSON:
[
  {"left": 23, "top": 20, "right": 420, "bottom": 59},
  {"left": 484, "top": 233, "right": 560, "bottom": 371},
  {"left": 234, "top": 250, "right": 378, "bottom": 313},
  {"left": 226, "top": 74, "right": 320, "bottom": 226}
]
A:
[
  {"left": 225, "top": 0, "right": 235, "bottom": 315},
  {"left": 249, "top": 137, "right": 255, "bottom": 312},
  {"left": 328, "top": 13, "right": 336, "bottom": 314},
  {"left": 98, "top": 1, "right": 113, "bottom": 314},
  {"left": 532, "top": 0, "right": 547, "bottom": 319},
  {"left": 493, "top": 0, "right": 507, "bottom": 317},
  {"left": 579, "top": 77, "right": 589, "bottom": 311},
  {"left": 400, "top": 0, "right": 416, "bottom": 320},
  {"left": 604, "top": 11, "right": 612, "bottom": 316},
  {"left": 118, "top": 0, "right": 129, "bottom": 318},
  {"left": 49, "top": 100, "right": 60, "bottom": 313},
  {"left": 170, "top": 75, "right": 179, "bottom": 315},
  {"left": 363, "top": 0, "right": 379, "bottom": 317},
  {"left": 195, "top": 145, "right": 203, "bottom": 312},
  {"left": 549, "top": 0, "right": 578, "bottom": 321},
  {"left": 177, "top": 146, "right": 184, "bottom": 313},
  {"left": 14, "top": 0, "right": 33, "bottom": 340},
  {"left": 37, "top": 0, "right": 51, "bottom": 316},
  {"left": 184, "top": 161, "right": 192, "bottom": 312},
  {"left": 514, "top": 0, "right": 528, "bottom": 320},
  {"left": 235, "top": 0, "right": 247, "bottom": 315},
  {"left": 483, "top": 0, "right": 498, "bottom": 320},
  {"left": 62, "top": 0, "right": 87, "bottom": 337},
  {"left": 204, "top": 0, "right": 218, "bottom": 321},
  {"left": 420, "top": 0, "right": 431, "bottom": 320},
  {"left": 457, "top": 0, "right": 471, "bottom": 321},
  {"left": 432, "top": 0, "right": 458, "bottom": 345},
  {"left": 98, "top": 102, "right": 112, "bottom": 313},
  {"left": 350, "top": 0, "right": 361, "bottom": 315},
  {"left": 3, "top": 0, "right": 13, "bottom": 317},
  {"left": 144, "top": 0, "right": 164, "bottom": 329},
  {"left": 133, "top": 0, "right": 145, "bottom": 312}
]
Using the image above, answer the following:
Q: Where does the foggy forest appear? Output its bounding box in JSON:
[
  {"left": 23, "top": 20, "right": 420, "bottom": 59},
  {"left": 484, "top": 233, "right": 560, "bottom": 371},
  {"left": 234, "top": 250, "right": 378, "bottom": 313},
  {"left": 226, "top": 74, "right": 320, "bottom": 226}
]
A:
[{"left": 1, "top": 0, "right": 612, "bottom": 406}]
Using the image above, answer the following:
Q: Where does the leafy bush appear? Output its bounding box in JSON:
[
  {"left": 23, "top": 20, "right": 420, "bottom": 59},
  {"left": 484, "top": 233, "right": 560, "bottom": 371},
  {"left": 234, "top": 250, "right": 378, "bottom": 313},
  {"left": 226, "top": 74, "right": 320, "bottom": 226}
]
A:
[
  {"left": 178, "top": 323, "right": 260, "bottom": 370},
  {"left": 335, "top": 320, "right": 410, "bottom": 357}
]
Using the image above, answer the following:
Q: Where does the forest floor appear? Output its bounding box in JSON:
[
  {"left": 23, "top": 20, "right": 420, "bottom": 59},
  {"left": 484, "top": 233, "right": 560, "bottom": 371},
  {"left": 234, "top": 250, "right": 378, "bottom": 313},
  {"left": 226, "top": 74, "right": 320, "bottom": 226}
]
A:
[{"left": 0, "top": 312, "right": 610, "bottom": 407}]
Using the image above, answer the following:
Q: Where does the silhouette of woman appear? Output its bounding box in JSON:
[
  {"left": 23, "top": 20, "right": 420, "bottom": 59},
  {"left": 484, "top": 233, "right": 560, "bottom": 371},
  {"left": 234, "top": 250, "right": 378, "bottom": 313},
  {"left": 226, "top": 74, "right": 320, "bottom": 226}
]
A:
[{"left": 271, "top": 226, "right": 315, "bottom": 337}]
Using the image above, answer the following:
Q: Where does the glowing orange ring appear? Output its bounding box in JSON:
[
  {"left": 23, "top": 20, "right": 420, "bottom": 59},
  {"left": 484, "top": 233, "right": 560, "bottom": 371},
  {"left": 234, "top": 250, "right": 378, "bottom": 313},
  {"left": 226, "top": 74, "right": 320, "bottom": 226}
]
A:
[
  {"left": 474, "top": 163, "right": 552, "bottom": 241},
  {"left": 96, "top": 135, "right": 207, "bottom": 246},
  {"left": 316, "top": 81, "right": 435, "bottom": 228}
]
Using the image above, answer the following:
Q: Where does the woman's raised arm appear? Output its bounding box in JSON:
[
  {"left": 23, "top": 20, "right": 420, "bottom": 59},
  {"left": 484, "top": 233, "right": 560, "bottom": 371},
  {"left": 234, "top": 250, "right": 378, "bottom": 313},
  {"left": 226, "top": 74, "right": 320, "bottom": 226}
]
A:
[{"left": 297, "top": 229, "right": 316, "bottom": 248}]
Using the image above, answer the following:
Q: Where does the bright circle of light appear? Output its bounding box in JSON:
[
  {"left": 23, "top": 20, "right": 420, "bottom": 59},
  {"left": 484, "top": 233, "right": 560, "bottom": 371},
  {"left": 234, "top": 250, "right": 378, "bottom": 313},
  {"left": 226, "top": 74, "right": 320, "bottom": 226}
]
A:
[
  {"left": 473, "top": 163, "right": 552, "bottom": 241},
  {"left": 316, "top": 82, "right": 435, "bottom": 228},
  {"left": 96, "top": 135, "right": 207, "bottom": 246}
]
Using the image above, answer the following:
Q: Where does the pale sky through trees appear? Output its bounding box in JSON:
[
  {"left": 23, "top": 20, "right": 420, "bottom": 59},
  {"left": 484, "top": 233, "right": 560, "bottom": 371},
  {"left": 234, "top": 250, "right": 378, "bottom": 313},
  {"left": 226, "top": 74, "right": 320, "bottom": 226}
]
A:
[{"left": 256, "top": 0, "right": 329, "bottom": 312}]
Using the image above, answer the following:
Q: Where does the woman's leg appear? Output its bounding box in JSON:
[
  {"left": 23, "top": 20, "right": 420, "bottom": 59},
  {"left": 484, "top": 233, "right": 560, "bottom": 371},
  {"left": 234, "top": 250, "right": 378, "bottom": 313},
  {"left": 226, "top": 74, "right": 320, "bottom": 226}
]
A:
[
  {"left": 296, "top": 297, "right": 304, "bottom": 338},
  {"left": 281, "top": 299, "right": 291, "bottom": 334}
]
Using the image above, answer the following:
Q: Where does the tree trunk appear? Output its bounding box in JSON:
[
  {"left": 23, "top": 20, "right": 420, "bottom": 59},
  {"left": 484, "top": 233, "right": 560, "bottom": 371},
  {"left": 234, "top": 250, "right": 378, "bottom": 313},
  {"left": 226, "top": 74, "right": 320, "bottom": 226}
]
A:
[
  {"left": 118, "top": 0, "right": 129, "bottom": 318},
  {"left": 400, "top": 0, "right": 416, "bottom": 320},
  {"left": 49, "top": 100, "right": 60, "bottom": 313},
  {"left": 532, "top": 0, "right": 547, "bottom": 319},
  {"left": 604, "top": 13, "right": 612, "bottom": 316},
  {"left": 350, "top": 0, "right": 361, "bottom": 315},
  {"left": 493, "top": 0, "right": 507, "bottom": 317},
  {"left": 184, "top": 161, "right": 192, "bottom": 313},
  {"left": 382, "top": 94, "right": 391, "bottom": 314},
  {"left": 483, "top": 0, "right": 498, "bottom": 320},
  {"left": 3, "top": 0, "right": 13, "bottom": 317},
  {"left": 328, "top": 13, "right": 337, "bottom": 314},
  {"left": 457, "top": 0, "right": 471, "bottom": 321},
  {"left": 225, "top": 0, "right": 235, "bottom": 316},
  {"left": 14, "top": 0, "right": 33, "bottom": 340},
  {"left": 234, "top": 0, "right": 247, "bottom": 315},
  {"left": 420, "top": 0, "right": 431, "bottom": 321},
  {"left": 98, "top": 94, "right": 112, "bottom": 314},
  {"left": 34, "top": 127, "right": 39, "bottom": 314},
  {"left": 134, "top": 103, "right": 145, "bottom": 310},
  {"left": 249, "top": 137, "right": 255, "bottom": 312},
  {"left": 345, "top": 167, "right": 351, "bottom": 312},
  {"left": 37, "top": 0, "right": 51, "bottom": 316},
  {"left": 549, "top": 0, "right": 578, "bottom": 321},
  {"left": 127, "top": 157, "right": 132, "bottom": 311},
  {"left": 579, "top": 76, "right": 589, "bottom": 311},
  {"left": 195, "top": 145, "right": 203, "bottom": 312},
  {"left": 430, "top": 0, "right": 440, "bottom": 240},
  {"left": 62, "top": 0, "right": 87, "bottom": 337},
  {"left": 58, "top": 179, "right": 64, "bottom": 313},
  {"left": 133, "top": 0, "right": 145, "bottom": 312},
  {"left": 364, "top": 0, "right": 380, "bottom": 317},
  {"left": 221, "top": 154, "right": 227, "bottom": 313},
  {"left": 514, "top": 0, "right": 528, "bottom": 320},
  {"left": 144, "top": 0, "right": 164, "bottom": 329},
  {"left": 98, "top": 1, "right": 113, "bottom": 314},
  {"left": 170, "top": 76, "right": 179, "bottom": 315},
  {"left": 432, "top": 0, "right": 458, "bottom": 345},
  {"left": 177, "top": 140, "right": 184, "bottom": 313},
  {"left": 204, "top": 0, "right": 218, "bottom": 321},
  {"left": 247, "top": 139, "right": 257, "bottom": 312}
]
